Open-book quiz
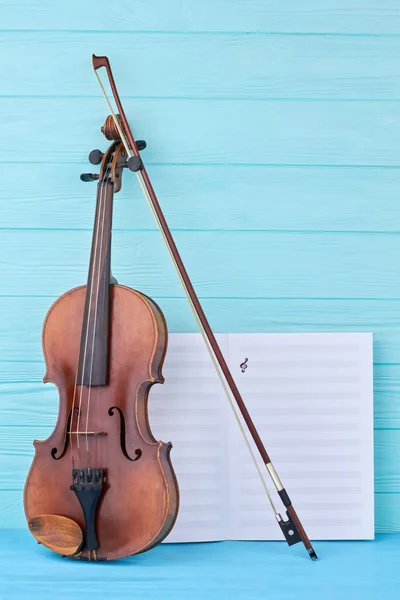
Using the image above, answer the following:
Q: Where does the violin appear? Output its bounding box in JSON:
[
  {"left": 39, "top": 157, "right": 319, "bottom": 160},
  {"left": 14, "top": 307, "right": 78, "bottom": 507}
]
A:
[
  {"left": 24, "top": 55, "right": 316, "bottom": 562},
  {"left": 24, "top": 119, "right": 179, "bottom": 562}
]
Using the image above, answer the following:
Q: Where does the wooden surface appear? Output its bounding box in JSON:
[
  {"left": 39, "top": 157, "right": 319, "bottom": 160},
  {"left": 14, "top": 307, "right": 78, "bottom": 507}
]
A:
[
  {"left": 1, "top": 1, "right": 400, "bottom": 33},
  {"left": 1, "top": 530, "right": 400, "bottom": 600},
  {"left": 0, "top": 1, "right": 399, "bottom": 532}
]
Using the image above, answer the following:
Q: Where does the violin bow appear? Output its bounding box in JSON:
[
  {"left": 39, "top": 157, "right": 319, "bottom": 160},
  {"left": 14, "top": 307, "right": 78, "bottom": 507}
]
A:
[{"left": 92, "top": 55, "right": 317, "bottom": 561}]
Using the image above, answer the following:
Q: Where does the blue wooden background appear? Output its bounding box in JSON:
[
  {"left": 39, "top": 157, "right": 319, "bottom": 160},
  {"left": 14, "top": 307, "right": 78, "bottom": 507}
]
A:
[{"left": 0, "top": 0, "right": 399, "bottom": 532}]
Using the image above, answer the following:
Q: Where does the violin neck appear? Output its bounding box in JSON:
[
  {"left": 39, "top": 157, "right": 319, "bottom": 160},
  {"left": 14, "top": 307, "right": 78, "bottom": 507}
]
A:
[{"left": 77, "top": 181, "right": 114, "bottom": 386}]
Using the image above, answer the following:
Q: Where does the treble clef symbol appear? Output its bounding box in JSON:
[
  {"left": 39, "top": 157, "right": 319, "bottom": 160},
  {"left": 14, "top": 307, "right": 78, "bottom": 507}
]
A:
[{"left": 240, "top": 358, "right": 248, "bottom": 373}]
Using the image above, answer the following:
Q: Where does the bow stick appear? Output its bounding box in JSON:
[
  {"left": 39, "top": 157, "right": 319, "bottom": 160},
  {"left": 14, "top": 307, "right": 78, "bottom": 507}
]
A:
[{"left": 92, "top": 54, "right": 317, "bottom": 561}]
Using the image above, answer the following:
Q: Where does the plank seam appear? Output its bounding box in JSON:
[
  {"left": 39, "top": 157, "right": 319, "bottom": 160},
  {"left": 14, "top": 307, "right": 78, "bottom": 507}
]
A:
[
  {"left": 0, "top": 30, "right": 400, "bottom": 37},
  {"left": 3, "top": 228, "right": 400, "bottom": 235},
  {"left": 1, "top": 162, "right": 399, "bottom": 169},
  {"left": 2, "top": 95, "right": 400, "bottom": 102}
]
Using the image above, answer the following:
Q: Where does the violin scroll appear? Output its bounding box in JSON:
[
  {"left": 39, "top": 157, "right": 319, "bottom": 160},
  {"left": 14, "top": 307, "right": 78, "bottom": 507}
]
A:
[
  {"left": 101, "top": 115, "right": 121, "bottom": 141},
  {"left": 101, "top": 115, "right": 147, "bottom": 152},
  {"left": 81, "top": 117, "right": 147, "bottom": 186}
]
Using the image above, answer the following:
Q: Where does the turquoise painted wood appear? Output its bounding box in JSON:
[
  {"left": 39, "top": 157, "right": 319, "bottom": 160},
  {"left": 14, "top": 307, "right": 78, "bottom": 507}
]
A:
[
  {"left": 0, "top": 0, "right": 399, "bottom": 539},
  {"left": 0, "top": 98, "right": 399, "bottom": 165},
  {"left": 2, "top": 297, "right": 400, "bottom": 363},
  {"left": 1, "top": 378, "right": 399, "bottom": 429},
  {"left": 2, "top": 33, "right": 400, "bottom": 99},
  {"left": 3, "top": 230, "right": 400, "bottom": 298},
  {"left": 2, "top": 165, "right": 400, "bottom": 231},
  {"left": 1, "top": 1, "right": 400, "bottom": 34},
  {"left": 1, "top": 531, "right": 400, "bottom": 600}
]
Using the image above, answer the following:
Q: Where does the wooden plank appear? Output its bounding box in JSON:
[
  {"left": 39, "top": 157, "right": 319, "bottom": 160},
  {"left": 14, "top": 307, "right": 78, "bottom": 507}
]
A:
[
  {"left": 1, "top": 230, "right": 400, "bottom": 297},
  {"left": 375, "top": 494, "right": 400, "bottom": 532},
  {"left": 1, "top": 1, "right": 399, "bottom": 34},
  {"left": 375, "top": 429, "right": 400, "bottom": 492},
  {"left": 1, "top": 296, "right": 400, "bottom": 364},
  {"left": 0, "top": 98, "right": 398, "bottom": 166},
  {"left": 0, "top": 363, "right": 44, "bottom": 385},
  {"left": 0, "top": 368, "right": 397, "bottom": 426},
  {"left": 0, "top": 384, "right": 57, "bottom": 428},
  {"left": 0, "top": 364, "right": 397, "bottom": 427},
  {"left": 1, "top": 532, "right": 400, "bottom": 600},
  {"left": 3, "top": 164, "right": 400, "bottom": 232},
  {"left": 2, "top": 33, "right": 400, "bottom": 99}
]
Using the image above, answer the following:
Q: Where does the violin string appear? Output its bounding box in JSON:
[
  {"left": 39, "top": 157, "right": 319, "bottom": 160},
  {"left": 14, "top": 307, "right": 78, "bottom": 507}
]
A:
[
  {"left": 93, "top": 73, "right": 279, "bottom": 514},
  {"left": 75, "top": 180, "right": 107, "bottom": 453},
  {"left": 85, "top": 169, "right": 110, "bottom": 461}
]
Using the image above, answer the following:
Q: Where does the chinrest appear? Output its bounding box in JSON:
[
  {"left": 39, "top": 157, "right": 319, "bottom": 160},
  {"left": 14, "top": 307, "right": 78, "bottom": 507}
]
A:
[{"left": 28, "top": 514, "right": 83, "bottom": 556}]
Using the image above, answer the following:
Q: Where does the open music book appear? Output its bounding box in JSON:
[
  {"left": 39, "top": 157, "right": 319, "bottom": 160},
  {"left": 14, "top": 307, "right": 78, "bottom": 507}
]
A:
[{"left": 149, "top": 333, "right": 374, "bottom": 542}]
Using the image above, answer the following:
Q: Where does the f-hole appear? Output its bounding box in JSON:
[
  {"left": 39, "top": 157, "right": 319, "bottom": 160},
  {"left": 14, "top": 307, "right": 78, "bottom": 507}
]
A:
[
  {"left": 108, "top": 406, "right": 142, "bottom": 461},
  {"left": 51, "top": 408, "right": 77, "bottom": 460}
]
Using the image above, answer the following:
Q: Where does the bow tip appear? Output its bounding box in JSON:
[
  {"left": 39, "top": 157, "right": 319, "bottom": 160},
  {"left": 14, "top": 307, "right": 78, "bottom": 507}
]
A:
[
  {"left": 92, "top": 54, "right": 110, "bottom": 71},
  {"left": 308, "top": 547, "right": 318, "bottom": 561}
]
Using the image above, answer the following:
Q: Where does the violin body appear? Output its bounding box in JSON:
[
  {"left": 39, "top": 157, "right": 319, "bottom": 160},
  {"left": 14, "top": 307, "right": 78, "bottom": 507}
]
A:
[{"left": 24, "top": 284, "right": 179, "bottom": 560}]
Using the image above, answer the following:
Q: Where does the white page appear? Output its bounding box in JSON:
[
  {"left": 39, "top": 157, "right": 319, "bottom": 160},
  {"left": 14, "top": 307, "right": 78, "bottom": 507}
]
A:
[
  {"left": 227, "top": 333, "right": 374, "bottom": 540},
  {"left": 149, "top": 333, "right": 374, "bottom": 542},
  {"left": 149, "top": 333, "right": 230, "bottom": 542}
]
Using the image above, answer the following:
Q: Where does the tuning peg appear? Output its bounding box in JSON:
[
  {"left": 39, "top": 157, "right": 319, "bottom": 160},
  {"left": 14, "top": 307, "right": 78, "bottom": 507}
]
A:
[
  {"left": 89, "top": 149, "right": 104, "bottom": 165},
  {"left": 136, "top": 140, "right": 146, "bottom": 151},
  {"left": 80, "top": 173, "right": 99, "bottom": 182},
  {"left": 126, "top": 156, "right": 142, "bottom": 172}
]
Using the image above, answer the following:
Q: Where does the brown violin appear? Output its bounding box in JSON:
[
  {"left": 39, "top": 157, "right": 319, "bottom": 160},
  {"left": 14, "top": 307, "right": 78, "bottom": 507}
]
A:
[{"left": 24, "top": 122, "right": 179, "bottom": 561}]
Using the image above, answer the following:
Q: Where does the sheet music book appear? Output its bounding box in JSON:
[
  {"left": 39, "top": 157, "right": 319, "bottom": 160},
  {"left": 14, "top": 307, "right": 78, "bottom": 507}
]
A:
[{"left": 149, "top": 333, "right": 374, "bottom": 542}]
